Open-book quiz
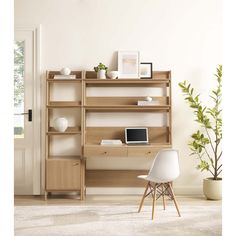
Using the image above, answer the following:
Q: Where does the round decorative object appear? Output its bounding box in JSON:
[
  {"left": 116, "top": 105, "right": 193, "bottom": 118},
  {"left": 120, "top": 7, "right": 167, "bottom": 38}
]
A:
[
  {"left": 203, "top": 178, "right": 222, "bottom": 200},
  {"left": 60, "top": 67, "right": 71, "bottom": 75},
  {"left": 53, "top": 117, "right": 68, "bottom": 132},
  {"left": 145, "top": 96, "right": 152, "bottom": 102},
  {"left": 97, "top": 70, "right": 106, "bottom": 79},
  {"left": 108, "top": 71, "right": 119, "bottom": 79}
]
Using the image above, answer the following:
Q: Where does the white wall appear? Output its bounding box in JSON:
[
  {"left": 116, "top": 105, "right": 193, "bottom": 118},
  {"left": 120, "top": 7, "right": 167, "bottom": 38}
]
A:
[{"left": 15, "top": 0, "right": 222, "bottom": 194}]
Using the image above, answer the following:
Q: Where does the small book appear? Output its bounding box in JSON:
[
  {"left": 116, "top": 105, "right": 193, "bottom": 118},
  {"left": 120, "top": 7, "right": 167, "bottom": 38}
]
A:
[
  {"left": 100, "top": 139, "right": 122, "bottom": 145},
  {"left": 53, "top": 75, "right": 76, "bottom": 79},
  {"left": 137, "top": 100, "right": 160, "bottom": 106}
]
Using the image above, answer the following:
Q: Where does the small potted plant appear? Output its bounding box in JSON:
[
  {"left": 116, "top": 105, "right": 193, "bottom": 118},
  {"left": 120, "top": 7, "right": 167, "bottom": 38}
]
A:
[
  {"left": 94, "top": 63, "right": 108, "bottom": 79},
  {"left": 179, "top": 65, "right": 222, "bottom": 200}
]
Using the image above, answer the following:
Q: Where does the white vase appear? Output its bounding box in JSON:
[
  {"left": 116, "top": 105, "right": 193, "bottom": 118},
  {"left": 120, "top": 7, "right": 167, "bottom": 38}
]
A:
[
  {"left": 203, "top": 178, "right": 222, "bottom": 200},
  {"left": 53, "top": 117, "right": 68, "bottom": 132},
  {"left": 97, "top": 70, "right": 106, "bottom": 79}
]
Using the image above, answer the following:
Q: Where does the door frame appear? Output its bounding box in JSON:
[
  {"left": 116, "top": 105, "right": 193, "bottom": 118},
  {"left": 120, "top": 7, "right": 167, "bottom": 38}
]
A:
[{"left": 15, "top": 26, "right": 41, "bottom": 194}]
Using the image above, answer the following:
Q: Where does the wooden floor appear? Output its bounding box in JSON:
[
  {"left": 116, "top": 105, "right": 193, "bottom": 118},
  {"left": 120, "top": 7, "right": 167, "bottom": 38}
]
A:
[{"left": 15, "top": 194, "right": 221, "bottom": 207}]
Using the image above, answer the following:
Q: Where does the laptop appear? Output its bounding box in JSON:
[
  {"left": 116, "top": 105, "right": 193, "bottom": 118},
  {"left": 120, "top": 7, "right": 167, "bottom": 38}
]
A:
[{"left": 125, "top": 127, "right": 149, "bottom": 145}]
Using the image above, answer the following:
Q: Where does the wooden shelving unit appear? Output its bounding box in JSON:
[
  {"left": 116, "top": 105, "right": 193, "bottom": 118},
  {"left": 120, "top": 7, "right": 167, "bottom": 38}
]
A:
[
  {"left": 45, "top": 70, "right": 172, "bottom": 197},
  {"left": 83, "top": 70, "right": 172, "bottom": 187},
  {"left": 45, "top": 71, "right": 85, "bottom": 200}
]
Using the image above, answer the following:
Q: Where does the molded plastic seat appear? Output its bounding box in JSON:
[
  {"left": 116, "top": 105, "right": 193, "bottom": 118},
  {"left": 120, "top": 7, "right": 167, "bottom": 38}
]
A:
[{"left": 138, "top": 149, "right": 181, "bottom": 219}]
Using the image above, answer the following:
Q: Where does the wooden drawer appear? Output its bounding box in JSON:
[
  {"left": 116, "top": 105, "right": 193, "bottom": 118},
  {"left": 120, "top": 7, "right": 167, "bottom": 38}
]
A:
[
  {"left": 84, "top": 146, "right": 127, "bottom": 157},
  {"left": 46, "top": 159, "right": 81, "bottom": 190},
  {"left": 128, "top": 147, "right": 160, "bottom": 157}
]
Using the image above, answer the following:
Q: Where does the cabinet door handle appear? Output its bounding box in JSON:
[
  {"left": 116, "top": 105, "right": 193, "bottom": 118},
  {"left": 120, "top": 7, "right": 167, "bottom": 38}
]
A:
[
  {"left": 104, "top": 151, "right": 107, "bottom": 154},
  {"left": 73, "top": 162, "right": 79, "bottom": 166}
]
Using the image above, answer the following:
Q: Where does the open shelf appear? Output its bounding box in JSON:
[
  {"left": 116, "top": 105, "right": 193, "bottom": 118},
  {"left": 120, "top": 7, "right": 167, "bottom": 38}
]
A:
[
  {"left": 47, "top": 71, "right": 82, "bottom": 79},
  {"left": 85, "top": 96, "right": 169, "bottom": 106},
  {"left": 48, "top": 155, "right": 82, "bottom": 160},
  {"left": 84, "top": 105, "right": 170, "bottom": 112},
  {"left": 45, "top": 70, "right": 85, "bottom": 200},
  {"left": 47, "top": 79, "right": 82, "bottom": 83},
  {"left": 47, "top": 101, "right": 81, "bottom": 108},
  {"left": 47, "top": 126, "right": 81, "bottom": 135},
  {"left": 84, "top": 79, "right": 170, "bottom": 87}
]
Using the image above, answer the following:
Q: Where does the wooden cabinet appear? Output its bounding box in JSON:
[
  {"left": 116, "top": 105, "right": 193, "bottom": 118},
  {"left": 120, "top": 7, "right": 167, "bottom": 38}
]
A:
[
  {"left": 46, "top": 159, "right": 81, "bottom": 190},
  {"left": 45, "top": 71, "right": 85, "bottom": 200}
]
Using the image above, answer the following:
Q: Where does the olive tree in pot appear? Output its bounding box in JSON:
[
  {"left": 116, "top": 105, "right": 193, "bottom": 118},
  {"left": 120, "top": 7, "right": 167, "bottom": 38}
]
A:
[{"left": 179, "top": 65, "right": 222, "bottom": 200}]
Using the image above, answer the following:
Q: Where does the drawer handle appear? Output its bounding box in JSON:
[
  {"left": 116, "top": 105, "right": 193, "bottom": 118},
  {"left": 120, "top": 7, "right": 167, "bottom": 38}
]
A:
[
  {"left": 104, "top": 151, "right": 107, "bottom": 154},
  {"left": 147, "top": 151, "right": 151, "bottom": 154},
  {"left": 73, "top": 162, "right": 79, "bottom": 166}
]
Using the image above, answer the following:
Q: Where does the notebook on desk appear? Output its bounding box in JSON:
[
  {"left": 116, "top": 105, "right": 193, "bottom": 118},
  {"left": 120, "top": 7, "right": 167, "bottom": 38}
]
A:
[{"left": 125, "top": 127, "right": 149, "bottom": 145}]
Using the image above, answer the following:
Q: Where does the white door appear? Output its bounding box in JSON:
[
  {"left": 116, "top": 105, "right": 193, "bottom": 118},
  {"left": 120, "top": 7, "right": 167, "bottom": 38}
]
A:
[{"left": 14, "top": 28, "right": 41, "bottom": 195}]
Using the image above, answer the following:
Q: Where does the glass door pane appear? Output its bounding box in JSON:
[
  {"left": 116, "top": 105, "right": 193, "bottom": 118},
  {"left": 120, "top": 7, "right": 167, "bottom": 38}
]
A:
[{"left": 14, "top": 41, "right": 25, "bottom": 138}]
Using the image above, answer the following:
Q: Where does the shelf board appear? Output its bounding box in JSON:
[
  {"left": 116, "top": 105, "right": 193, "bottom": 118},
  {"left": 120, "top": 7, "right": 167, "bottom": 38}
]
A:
[
  {"left": 47, "top": 79, "right": 82, "bottom": 83},
  {"left": 84, "top": 79, "right": 170, "bottom": 87},
  {"left": 47, "top": 101, "right": 81, "bottom": 108},
  {"left": 47, "top": 71, "right": 82, "bottom": 79},
  {"left": 84, "top": 105, "right": 170, "bottom": 112},
  {"left": 47, "top": 155, "right": 81, "bottom": 160},
  {"left": 47, "top": 126, "right": 81, "bottom": 135},
  {"left": 84, "top": 143, "right": 171, "bottom": 148}
]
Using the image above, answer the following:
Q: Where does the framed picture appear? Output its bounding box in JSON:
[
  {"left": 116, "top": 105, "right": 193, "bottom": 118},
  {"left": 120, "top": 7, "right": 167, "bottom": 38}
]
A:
[
  {"left": 118, "top": 51, "right": 140, "bottom": 78},
  {"left": 140, "top": 63, "right": 153, "bottom": 79}
]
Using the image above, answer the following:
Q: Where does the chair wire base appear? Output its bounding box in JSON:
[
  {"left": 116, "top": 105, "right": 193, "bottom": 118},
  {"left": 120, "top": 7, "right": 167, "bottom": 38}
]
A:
[{"left": 138, "top": 181, "right": 181, "bottom": 220}]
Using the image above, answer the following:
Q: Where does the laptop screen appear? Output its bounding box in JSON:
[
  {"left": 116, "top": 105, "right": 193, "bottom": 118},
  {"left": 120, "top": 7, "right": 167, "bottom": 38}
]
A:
[{"left": 125, "top": 128, "right": 148, "bottom": 144}]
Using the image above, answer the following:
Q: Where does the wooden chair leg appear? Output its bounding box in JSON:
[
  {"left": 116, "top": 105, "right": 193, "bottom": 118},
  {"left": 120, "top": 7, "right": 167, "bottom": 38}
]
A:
[
  {"left": 162, "top": 184, "right": 166, "bottom": 210},
  {"left": 138, "top": 181, "right": 150, "bottom": 213},
  {"left": 152, "top": 184, "right": 157, "bottom": 220},
  {"left": 168, "top": 182, "right": 181, "bottom": 217}
]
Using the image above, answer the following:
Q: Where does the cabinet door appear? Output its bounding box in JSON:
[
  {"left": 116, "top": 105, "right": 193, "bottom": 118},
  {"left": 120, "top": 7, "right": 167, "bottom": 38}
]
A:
[{"left": 46, "top": 159, "right": 81, "bottom": 190}]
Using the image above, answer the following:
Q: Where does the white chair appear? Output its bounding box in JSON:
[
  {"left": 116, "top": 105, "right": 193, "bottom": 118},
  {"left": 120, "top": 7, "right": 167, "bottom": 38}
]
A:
[{"left": 138, "top": 149, "right": 181, "bottom": 220}]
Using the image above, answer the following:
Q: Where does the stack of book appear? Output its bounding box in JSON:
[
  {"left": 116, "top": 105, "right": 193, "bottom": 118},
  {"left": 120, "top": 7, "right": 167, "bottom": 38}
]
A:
[
  {"left": 137, "top": 100, "right": 160, "bottom": 106},
  {"left": 54, "top": 74, "right": 76, "bottom": 79},
  {"left": 100, "top": 139, "right": 122, "bottom": 145}
]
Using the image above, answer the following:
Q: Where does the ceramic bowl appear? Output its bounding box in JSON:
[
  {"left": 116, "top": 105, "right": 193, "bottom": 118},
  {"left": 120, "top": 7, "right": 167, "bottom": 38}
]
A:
[
  {"left": 108, "top": 71, "right": 119, "bottom": 79},
  {"left": 60, "top": 67, "right": 71, "bottom": 75}
]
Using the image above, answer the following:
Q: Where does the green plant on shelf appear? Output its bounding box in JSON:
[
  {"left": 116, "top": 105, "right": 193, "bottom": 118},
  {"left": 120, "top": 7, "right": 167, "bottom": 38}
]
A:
[{"left": 94, "top": 63, "right": 108, "bottom": 72}]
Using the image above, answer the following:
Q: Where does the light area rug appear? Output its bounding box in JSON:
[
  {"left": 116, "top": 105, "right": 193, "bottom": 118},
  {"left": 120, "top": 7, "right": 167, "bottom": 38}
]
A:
[{"left": 15, "top": 204, "right": 221, "bottom": 236}]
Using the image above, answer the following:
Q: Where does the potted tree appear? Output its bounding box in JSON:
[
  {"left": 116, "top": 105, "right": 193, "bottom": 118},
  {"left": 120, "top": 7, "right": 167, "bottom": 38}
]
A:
[
  {"left": 94, "top": 62, "right": 108, "bottom": 79},
  {"left": 179, "top": 65, "right": 222, "bottom": 200}
]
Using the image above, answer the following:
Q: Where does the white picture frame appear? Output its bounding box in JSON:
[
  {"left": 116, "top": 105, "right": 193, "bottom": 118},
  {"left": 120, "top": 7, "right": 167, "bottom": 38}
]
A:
[{"left": 118, "top": 51, "right": 140, "bottom": 78}]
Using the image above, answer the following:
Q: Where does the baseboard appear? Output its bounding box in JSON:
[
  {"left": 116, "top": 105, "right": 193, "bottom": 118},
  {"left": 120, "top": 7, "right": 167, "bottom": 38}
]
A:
[{"left": 86, "top": 185, "right": 203, "bottom": 195}]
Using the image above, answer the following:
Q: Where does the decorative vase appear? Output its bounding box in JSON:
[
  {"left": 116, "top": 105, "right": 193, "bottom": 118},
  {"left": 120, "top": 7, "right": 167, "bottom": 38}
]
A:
[
  {"left": 203, "top": 178, "right": 222, "bottom": 200},
  {"left": 60, "top": 67, "right": 71, "bottom": 75},
  {"left": 97, "top": 70, "right": 106, "bottom": 79},
  {"left": 53, "top": 117, "right": 68, "bottom": 132}
]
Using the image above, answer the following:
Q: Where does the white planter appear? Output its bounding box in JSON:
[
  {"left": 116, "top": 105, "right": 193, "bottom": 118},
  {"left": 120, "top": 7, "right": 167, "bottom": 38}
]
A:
[
  {"left": 53, "top": 117, "right": 68, "bottom": 132},
  {"left": 203, "top": 178, "right": 222, "bottom": 200},
  {"left": 97, "top": 70, "right": 106, "bottom": 79}
]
